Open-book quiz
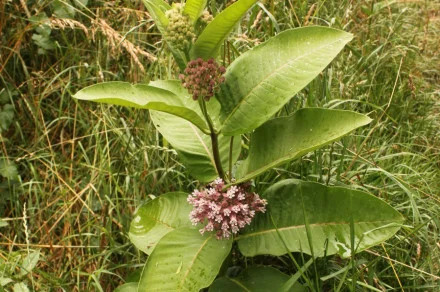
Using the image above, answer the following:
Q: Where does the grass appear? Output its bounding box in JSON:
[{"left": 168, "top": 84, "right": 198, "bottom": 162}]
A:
[{"left": 1, "top": 0, "right": 439, "bottom": 291}]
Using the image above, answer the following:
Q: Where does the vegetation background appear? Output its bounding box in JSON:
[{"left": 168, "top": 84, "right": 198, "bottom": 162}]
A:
[{"left": 0, "top": 0, "right": 439, "bottom": 291}]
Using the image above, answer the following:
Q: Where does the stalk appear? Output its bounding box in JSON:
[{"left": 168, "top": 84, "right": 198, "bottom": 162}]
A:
[{"left": 198, "top": 98, "right": 226, "bottom": 180}]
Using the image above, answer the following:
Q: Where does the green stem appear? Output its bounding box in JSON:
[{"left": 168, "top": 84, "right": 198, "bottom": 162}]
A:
[{"left": 198, "top": 98, "right": 226, "bottom": 180}]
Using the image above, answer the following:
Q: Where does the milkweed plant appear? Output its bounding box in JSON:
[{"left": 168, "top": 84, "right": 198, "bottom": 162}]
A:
[{"left": 73, "top": 0, "right": 404, "bottom": 290}]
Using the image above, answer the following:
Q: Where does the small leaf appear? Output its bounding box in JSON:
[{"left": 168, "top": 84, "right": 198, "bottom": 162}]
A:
[
  {"left": 219, "top": 26, "right": 353, "bottom": 135},
  {"left": 209, "top": 266, "right": 306, "bottom": 292},
  {"left": 0, "top": 159, "right": 18, "bottom": 179},
  {"left": 237, "top": 180, "right": 404, "bottom": 257},
  {"left": 13, "top": 283, "right": 30, "bottom": 292},
  {"left": 73, "top": 81, "right": 209, "bottom": 133},
  {"left": 236, "top": 108, "right": 372, "bottom": 183},
  {"left": 0, "top": 277, "right": 13, "bottom": 286},
  {"left": 0, "top": 104, "right": 14, "bottom": 131},
  {"left": 0, "top": 219, "right": 8, "bottom": 228},
  {"left": 129, "top": 192, "right": 193, "bottom": 255},
  {"left": 138, "top": 228, "right": 233, "bottom": 291},
  {"left": 19, "top": 250, "right": 40, "bottom": 276},
  {"left": 183, "top": 0, "right": 207, "bottom": 23},
  {"left": 191, "top": 0, "right": 258, "bottom": 60}
]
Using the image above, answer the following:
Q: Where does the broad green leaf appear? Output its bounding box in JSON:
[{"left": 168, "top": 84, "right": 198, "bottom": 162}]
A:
[
  {"left": 183, "top": 0, "right": 207, "bottom": 23},
  {"left": 236, "top": 108, "right": 372, "bottom": 183},
  {"left": 114, "top": 282, "right": 138, "bottom": 292},
  {"left": 141, "top": 0, "right": 170, "bottom": 33},
  {"left": 129, "top": 192, "right": 193, "bottom": 255},
  {"left": 191, "top": 0, "right": 258, "bottom": 59},
  {"left": 150, "top": 110, "right": 241, "bottom": 182},
  {"left": 219, "top": 26, "right": 353, "bottom": 135},
  {"left": 73, "top": 81, "right": 209, "bottom": 134},
  {"left": 209, "top": 266, "right": 306, "bottom": 292},
  {"left": 138, "top": 228, "right": 233, "bottom": 291},
  {"left": 237, "top": 180, "right": 404, "bottom": 257}
]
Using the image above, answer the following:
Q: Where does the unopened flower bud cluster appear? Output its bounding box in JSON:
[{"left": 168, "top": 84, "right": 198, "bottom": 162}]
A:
[
  {"left": 187, "top": 178, "right": 267, "bottom": 239},
  {"left": 165, "top": 4, "right": 195, "bottom": 51},
  {"left": 179, "top": 58, "right": 226, "bottom": 101}
]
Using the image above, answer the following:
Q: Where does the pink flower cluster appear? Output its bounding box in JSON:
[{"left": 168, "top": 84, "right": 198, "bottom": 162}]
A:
[
  {"left": 179, "top": 58, "right": 226, "bottom": 101},
  {"left": 187, "top": 178, "right": 267, "bottom": 239}
]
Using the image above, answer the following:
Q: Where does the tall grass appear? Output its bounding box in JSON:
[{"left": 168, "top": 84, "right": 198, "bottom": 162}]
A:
[{"left": 1, "top": 0, "right": 439, "bottom": 290}]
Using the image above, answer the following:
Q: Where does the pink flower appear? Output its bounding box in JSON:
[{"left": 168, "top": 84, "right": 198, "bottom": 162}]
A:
[{"left": 187, "top": 178, "right": 267, "bottom": 239}]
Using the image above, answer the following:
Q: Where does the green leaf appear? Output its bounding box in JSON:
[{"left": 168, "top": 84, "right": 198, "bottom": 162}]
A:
[
  {"left": 138, "top": 228, "right": 232, "bottom": 291},
  {"left": 219, "top": 26, "right": 353, "bottom": 135},
  {"left": 0, "top": 104, "right": 14, "bottom": 132},
  {"left": 129, "top": 192, "right": 193, "bottom": 255},
  {"left": 183, "top": 0, "right": 207, "bottom": 23},
  {"left": 151, "top": 110, "right": 240, "bottom": 182},
  {"left": 19, "top": 250, "right": 40, "bottom": 276},
  {"left": 0, "top": 158, "right": 18, "bottom": 179},
  {"left": 141, "top": 0, "right": 187, "bottom": 69},
  {"left": 236, "top": 108, "right": 372, "bottom": 183},
  {"left": 0, "top": 277, "right": 13, "bottom": 286},
  {"left": 209, "top": 266, "right": 306, "bottom": 292},
  {"left": 191, "top": 0, "right": 258, "bottom": 60},
  {"left": 148, "top": 80, "right": 241, "bottom": 182},
  {"left": 141, "top": 0, "right": 170, "bottom": 34},
  {"left": 12, "top": 283, "right": 29, "bottom": 292},
  {"left": 73, "top": 81, "right": 209, "bottom": 134},
  {"left": 0, "top": 219, "right": 8, "bottom": 228},
  {"left": 114, "top": 282, "right": 138, "bottom": 292},
  {"left": 237, "top": 180, "right": 404, "bottom": 257}
]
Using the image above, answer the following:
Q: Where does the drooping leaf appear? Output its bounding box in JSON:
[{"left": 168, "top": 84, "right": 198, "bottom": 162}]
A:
[
  {"left": 138, "top": 228, "right": 233, "bottom": 291},
  {"left": 73, "top": 81, "right": 209, "bottom": 134},
  {"left": 209, "top": 266, "right": 306, "bottom": 292},
  {"left": 237, "top": 180, "right": 404, "bottom": 257},
  {"left": 218, "top": 26, "right": 353, "bottom": 135},
  {"left": 191, "top": 0, "right": 258, "bottom": 60},
  {"left": 235, "top": 108, "right": 372, "bottom": 183},
  {"left": 129, "top": 192, "right": 193, "bottom": 255},
  {"left": 183, "top": 0, "right": 207, "bottom": 23}
]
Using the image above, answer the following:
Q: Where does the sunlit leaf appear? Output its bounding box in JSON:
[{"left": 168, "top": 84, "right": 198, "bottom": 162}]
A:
[
  {"left": 235, "top": 108, "right": 372, "bottom": 183},
  {"left": 73, "top": 81, "right": 209, "bottom": 133},
  {"left": 219, "top": 26, "right": 353, "bottom": 135},
  {"left": 191, "top": 0, "right": 258, "bottom": 60}
]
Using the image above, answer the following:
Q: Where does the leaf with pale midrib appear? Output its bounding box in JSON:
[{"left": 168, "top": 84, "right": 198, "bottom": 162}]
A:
[{"left": 237, "top": 179, "right": 404, "bottom": 257}]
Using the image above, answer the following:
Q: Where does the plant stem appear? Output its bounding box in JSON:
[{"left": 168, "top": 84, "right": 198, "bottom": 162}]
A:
[{"left": 198, "top": 98, "right": 226, "bottom": 180}]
